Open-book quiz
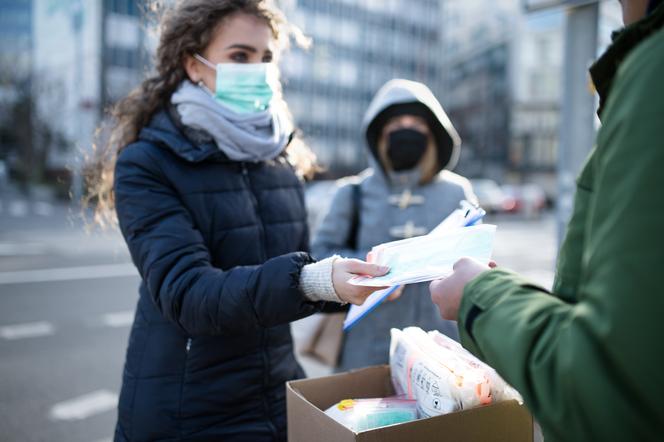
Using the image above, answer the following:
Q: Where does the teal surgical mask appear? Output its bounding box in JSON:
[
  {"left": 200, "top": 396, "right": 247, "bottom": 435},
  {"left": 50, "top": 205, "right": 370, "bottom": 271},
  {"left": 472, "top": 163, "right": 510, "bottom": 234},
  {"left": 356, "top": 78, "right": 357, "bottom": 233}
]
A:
[{"left": 194, "top": 53, "right": 277, "bottom": 114}]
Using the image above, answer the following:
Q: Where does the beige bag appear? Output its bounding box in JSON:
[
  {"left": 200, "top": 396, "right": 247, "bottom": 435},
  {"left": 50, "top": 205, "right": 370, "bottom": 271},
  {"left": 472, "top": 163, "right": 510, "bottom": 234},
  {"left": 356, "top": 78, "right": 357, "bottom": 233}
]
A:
[
  {"left": 299, "top": 312, "right": 345, "bottom": 367},
  {"left": 299, "top": 182, "right": 358, "bottom": 367}
]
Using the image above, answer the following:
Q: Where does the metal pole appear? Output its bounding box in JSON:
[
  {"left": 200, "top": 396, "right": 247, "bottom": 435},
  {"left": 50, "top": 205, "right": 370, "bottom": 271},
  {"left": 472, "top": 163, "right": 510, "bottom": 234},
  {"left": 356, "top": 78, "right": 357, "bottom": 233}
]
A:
[
  {"left": 70, "top": 0, "right": 84, "bottom": 205},
  {"left": 556, "top": 2, "right": 598, "bottom": 246}
]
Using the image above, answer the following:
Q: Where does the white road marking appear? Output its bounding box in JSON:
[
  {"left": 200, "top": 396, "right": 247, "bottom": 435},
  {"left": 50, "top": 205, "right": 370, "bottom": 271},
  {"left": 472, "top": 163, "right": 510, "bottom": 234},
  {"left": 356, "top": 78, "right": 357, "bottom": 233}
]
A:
[
  {"left": 0, "top": 242, "right": 48, "bottom": 256},
  {"left": 49, "top": 389, "right": 118, "bottom": 421},
  {"left": 102, "top": 311, "right": 134, "bottom": 328},
  {"left": 0, "top": 263, "right": 137, "bottom": 285},
  {"left": 0, "top": 321, "right": 55, "bottom": 340},
  {"left": 32, "top": 201, "right": 54, "bottom": 216},
  {"left": 8, "top": 200, "right": 29, "bottom": 217}
]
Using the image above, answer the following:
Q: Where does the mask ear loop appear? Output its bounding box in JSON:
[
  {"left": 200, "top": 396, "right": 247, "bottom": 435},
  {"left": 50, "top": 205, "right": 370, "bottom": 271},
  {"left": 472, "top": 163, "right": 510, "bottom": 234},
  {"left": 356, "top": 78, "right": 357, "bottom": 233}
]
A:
[
  {"left": 193, "top": 53, "right": 216, "bottom": 70},
  {"left": 193, "top": 54, "right": 216, "bottom": 95}
]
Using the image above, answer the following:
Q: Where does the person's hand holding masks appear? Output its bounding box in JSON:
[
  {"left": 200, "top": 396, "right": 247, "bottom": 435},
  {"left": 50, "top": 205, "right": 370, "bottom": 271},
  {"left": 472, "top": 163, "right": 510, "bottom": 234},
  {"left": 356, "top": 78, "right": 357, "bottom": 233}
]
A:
[{"left": 430, "top": 258, "right": 496, "bottom": 320}]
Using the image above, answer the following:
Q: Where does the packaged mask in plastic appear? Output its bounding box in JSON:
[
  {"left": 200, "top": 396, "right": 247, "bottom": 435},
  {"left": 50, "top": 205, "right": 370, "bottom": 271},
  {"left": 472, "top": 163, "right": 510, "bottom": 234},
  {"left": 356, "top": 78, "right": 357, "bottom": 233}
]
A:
[
  {"left": 427, "top": 329, "right": 523, "bottom": 404},
  {"left": 389, "top": 327, "right": 522, "bottom": 418},
  {"left": 324, "top": 397, "right": 419, "bottom": 432}
]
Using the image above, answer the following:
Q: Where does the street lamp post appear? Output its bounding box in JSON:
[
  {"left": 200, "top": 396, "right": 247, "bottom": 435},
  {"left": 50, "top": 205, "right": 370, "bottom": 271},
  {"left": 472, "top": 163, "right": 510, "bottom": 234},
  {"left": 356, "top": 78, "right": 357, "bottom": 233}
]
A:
[
  {"left": 70, "top": 0, "right": 84, "bottom": 205},
  {"left": 556, "top": 3, "right": 598, "bottom": 246},
  {"left": 523, "top": 0, "right": 599, "bottom": 248}
]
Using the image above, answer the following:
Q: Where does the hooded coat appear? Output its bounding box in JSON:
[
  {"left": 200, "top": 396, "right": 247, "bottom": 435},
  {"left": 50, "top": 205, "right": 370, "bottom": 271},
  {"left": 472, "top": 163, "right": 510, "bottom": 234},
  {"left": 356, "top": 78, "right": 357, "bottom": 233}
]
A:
[
  {"left": 113, "top": 107, "right": 329, "bottom": 442},
  {"left": 457, "top": 6, "right": 664, "bottom": 441},
  {"left": 312, "top": 80, "right": 477, "bottom": 370}
]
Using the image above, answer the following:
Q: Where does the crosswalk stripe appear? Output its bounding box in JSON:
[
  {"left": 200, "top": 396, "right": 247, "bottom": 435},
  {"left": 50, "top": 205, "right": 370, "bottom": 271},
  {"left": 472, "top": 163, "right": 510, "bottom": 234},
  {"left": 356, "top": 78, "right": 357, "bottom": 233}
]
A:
[
  {"left": 8, "top": 201, "right": 29, "bottom": 217},
  {"left": 0, "top": 321, "right": 55, "bottom": 340},
  {"left": 0, "top": 263, "right": 137, "bottom": 285},
  {"left": 49, "top": 390, "right": 118, "bottom": 421},
  {"left": 102, "top": 311, "right": 134, "bottom": 328},
  {"left": 0, "top": 243, "right": 48, "bottom": 256}
]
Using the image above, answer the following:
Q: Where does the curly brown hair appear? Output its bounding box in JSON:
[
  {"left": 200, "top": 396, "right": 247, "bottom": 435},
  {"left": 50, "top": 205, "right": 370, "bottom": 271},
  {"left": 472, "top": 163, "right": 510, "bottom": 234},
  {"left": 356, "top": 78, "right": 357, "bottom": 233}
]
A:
[{"left": 84, "top": 0, "right": 315, "bottom": 227}]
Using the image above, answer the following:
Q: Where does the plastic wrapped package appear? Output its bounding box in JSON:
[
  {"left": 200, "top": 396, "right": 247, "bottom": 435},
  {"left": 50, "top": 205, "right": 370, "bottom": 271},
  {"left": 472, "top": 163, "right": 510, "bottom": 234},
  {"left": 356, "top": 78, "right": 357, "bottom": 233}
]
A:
[
  {"left": 324, "top": 397, "right": 419, "bottom": 431},
  {"left": 427, "top": 330, "right": 523, "bottom": 404},
  {"left": 389, "top": 327, "right": 522, "bottom": 418}
]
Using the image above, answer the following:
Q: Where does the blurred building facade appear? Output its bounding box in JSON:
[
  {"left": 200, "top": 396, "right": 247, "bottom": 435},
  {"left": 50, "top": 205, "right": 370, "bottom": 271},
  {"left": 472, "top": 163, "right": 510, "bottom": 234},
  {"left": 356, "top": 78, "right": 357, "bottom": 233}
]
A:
[
  {"left": 441, "top": 0, "right": 623, "bottom": 196},
  {"left": 0, "top": 0, "right": 34, "bottom": 173},
  {"left": 0, "top": 0, "right": 153, "bottom": 195},
  {"left": 441, "top": 0, "right": 562, "bottom": 192},
  {"left": 20, "top": 0, "right": 446, "bottom": 184},
  {"left": 280, "top": 0, "right": 445, "bottom": 177},
  {"left": 0, "top": 0, "right": 33, "bottom": 75},
  {"left": 3, "top": 0, "right": 625, "bottom": 194},
  {"left": 30, "top": 0, "right": 149, "bottom": 180}
]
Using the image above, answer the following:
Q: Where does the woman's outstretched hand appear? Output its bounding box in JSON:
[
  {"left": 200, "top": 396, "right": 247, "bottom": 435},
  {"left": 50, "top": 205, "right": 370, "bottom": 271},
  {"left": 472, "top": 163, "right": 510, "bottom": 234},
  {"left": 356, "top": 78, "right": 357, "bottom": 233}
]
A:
[{"left": 332, "top": 258, "right": 390, "bottom": 305}]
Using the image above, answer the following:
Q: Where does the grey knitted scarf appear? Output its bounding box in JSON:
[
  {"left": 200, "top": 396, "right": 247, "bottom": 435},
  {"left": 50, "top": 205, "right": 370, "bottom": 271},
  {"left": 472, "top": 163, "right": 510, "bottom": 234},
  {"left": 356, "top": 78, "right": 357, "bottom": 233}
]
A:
[{"left": 171, "top": 80, "right": 292, "bottom": 162}]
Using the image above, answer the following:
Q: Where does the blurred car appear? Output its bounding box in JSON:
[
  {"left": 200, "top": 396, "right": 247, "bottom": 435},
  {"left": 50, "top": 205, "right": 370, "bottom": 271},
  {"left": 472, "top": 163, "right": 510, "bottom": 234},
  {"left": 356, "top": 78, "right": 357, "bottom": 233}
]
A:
[
  {"left": 502, "top": 183, "right": 547, "bottom": 217},
  {"left": 470, "top": 179, "right": 516, "bottom": 214}
]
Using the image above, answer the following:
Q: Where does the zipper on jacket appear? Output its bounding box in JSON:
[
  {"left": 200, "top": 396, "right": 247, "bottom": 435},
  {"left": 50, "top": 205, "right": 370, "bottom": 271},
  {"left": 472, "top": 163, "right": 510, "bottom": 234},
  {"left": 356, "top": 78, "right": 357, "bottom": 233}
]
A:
[
  {"left": 260, "top": 328, "right": 279, "bottom": 439},
  {"left": 177, "top": 336, "right": 192, "bottom": 439},
  {"left": 241, "top": 163, "right": 268, "bottom": 262},
  {"left": 241, "top": 162, "right": 277, "bottom": 438}
]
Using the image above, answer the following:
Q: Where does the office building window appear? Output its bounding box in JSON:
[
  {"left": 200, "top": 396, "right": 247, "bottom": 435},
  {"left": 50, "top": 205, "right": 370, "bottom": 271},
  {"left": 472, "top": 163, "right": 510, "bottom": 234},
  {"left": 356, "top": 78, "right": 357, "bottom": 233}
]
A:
[{"left": 107, "top": 0, "right": 140, "bottom": 16}]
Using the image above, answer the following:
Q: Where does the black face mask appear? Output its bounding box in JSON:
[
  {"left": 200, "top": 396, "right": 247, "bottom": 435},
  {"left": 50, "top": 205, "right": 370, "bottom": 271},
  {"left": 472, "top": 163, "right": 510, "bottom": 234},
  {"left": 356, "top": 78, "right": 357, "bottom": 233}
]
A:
[{"left": 386, "top": 128, "right": 428, "bottom": 171}]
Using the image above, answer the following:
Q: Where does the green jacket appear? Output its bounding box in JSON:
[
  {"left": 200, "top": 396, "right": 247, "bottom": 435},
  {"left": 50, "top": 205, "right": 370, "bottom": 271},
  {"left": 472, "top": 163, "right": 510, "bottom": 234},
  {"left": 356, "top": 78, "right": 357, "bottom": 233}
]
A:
[{"left": 459, "top": 8, "right": 664, "bottom": 442}]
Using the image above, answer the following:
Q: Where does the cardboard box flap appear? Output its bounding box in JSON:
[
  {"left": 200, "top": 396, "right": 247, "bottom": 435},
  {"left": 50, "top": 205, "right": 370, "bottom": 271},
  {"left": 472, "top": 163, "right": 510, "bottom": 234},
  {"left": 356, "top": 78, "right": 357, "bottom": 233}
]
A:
[
  {"left": 287, "top": 382, "right": 356, "bottom": 442},
  {"left": 289, "top": 365, "right": 395, "bottom": 411}
]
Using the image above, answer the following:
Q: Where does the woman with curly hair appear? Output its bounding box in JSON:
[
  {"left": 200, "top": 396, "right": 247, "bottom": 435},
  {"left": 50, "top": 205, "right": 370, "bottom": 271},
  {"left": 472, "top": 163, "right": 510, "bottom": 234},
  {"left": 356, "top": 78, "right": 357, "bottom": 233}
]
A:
[{"left": 85, "top": 1, "right": 388, "bottom": 440}]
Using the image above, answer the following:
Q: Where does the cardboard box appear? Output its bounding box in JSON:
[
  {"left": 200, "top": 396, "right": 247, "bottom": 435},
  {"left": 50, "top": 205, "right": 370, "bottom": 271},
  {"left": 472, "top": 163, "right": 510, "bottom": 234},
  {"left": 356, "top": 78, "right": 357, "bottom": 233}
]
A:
[{"left": 287, "top": 365, "right": 533, "bottom": 442}]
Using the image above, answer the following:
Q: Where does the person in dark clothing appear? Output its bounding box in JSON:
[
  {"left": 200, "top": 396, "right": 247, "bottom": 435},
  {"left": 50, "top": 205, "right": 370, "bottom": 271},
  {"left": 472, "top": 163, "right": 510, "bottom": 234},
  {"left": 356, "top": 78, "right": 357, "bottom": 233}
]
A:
[{"left": 84, "top": 1, "right": 388, "bottom": 441}]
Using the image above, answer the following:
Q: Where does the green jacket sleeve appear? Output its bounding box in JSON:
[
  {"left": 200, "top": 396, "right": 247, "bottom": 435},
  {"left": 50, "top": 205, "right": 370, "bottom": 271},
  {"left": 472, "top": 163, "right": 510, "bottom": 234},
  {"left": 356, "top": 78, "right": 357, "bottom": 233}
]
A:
[
  {"left": 550, "top": 150, "right": 594, "bottom": 303},
  {"left": 458, "top": 32, "right": 664, "bottom": 441}
]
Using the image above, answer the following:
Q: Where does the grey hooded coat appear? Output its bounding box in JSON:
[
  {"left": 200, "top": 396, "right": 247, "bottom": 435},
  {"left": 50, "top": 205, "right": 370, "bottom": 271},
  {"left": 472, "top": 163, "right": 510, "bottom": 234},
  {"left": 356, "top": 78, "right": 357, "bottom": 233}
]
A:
[{"left": 312, "top": 79, "right": 477, "bottom": 371}]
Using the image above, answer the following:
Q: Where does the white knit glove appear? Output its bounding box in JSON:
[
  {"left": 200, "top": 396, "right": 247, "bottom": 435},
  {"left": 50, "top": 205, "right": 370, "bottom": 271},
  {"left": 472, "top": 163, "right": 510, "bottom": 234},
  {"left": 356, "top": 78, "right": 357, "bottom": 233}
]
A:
[{"left": 299, "top": 255, "right": 345, "bottom": 303}]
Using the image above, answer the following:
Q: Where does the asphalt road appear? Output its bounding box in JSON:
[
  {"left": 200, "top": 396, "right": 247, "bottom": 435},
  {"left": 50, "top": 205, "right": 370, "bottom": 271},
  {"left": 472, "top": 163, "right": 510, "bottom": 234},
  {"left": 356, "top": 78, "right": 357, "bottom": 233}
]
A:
[{"left": 1, "top": 200, "right": 137, "bottom": 442}]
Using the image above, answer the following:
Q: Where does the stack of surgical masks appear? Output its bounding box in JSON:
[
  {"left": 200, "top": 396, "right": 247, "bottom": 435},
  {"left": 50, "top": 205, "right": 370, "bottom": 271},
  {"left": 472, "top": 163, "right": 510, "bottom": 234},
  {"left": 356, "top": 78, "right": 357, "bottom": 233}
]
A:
[
  {"left": 324, "top": 397, "right": 418, "bottom": 432},
  {"left": 348, "top": 200, "right": 494, "bottom": 288},
  {"left": 389, "top": 327, "right": 522, "bottom": 418}
]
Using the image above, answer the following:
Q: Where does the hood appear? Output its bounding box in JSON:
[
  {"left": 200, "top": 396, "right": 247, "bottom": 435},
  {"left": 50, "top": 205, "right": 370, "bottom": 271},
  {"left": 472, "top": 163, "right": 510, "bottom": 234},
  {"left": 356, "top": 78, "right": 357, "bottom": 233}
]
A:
[{"left": 362, "top": 79, "right": 461, "bottom": 175}]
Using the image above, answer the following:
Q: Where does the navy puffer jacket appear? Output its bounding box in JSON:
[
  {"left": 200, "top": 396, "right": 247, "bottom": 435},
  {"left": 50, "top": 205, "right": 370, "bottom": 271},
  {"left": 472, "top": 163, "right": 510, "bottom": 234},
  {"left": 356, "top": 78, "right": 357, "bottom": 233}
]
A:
[{"left": 113, "top": 108, "right": 324, "bottom": 442}]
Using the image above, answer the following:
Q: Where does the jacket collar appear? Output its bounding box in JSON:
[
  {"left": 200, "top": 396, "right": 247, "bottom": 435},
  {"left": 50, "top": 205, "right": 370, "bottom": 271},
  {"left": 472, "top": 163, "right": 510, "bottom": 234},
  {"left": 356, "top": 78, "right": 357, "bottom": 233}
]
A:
[
  {"left": 138, "top": 106, "right": 293, "bottom": 165},
  {"left": 590, "top": 3, "right": 664, "bottom": 118},
  {"left": 138, "top": 107, "right": 228, "bottom": 163}
]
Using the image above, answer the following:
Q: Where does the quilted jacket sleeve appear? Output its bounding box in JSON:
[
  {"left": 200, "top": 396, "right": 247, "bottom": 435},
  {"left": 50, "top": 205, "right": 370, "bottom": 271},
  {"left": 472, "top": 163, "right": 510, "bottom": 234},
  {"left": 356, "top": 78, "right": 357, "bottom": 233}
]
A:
[{"left": 114, "top": 144, "right": 322, "bottom": 336}]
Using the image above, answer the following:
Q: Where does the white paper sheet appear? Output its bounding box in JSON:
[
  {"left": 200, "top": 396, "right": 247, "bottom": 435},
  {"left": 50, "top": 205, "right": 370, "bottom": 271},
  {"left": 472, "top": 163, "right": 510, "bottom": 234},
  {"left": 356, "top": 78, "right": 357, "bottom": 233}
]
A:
[
  {"left": 343, "top": 200, "right": 491, "bottom": 330},
  {"left": 349, "top": 224, "right": 496, "bottom": 287}
]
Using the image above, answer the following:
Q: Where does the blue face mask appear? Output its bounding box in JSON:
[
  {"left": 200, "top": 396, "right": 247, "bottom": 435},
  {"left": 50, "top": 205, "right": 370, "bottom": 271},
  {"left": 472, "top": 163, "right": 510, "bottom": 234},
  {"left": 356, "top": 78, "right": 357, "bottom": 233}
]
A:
[{"left": 194, "top": 53, "right": 277, "bottom": 114}]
